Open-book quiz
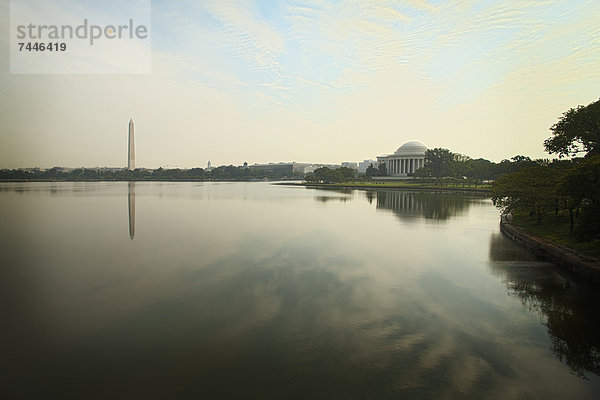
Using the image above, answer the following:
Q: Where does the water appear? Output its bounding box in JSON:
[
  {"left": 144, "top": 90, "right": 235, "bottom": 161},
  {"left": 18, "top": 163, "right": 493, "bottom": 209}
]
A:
[{"left": 1, "top": 182, "right": 599, "bottom": 399}]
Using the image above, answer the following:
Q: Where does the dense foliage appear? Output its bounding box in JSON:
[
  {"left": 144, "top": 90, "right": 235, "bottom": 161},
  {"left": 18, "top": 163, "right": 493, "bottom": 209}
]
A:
[
  {"left": 415, "top": 148, "right": 454, "bottom": 178},
  {"left": 493, "top": 99, "right": 600, "bottom": 242},
  {"left": 304, "top": 166, "right": 355, "bottom": 183},
  {"left": 544, "top": 98, "right": 600, "bottom": 158},
  {"left": 491, "top": 164, "right": 566, "bottom": 224},
  {"left": 492, "top": 156, "right": 600, "bottom": 241},
  {"left": 0, "top": 165, "right": 304, "bottom": 182}
]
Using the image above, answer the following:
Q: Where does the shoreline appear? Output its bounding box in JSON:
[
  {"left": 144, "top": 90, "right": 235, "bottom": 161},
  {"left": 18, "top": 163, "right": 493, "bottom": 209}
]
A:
[
  {"left": 278, "top": 182, "right": 491, "bottom": 193},
  {"left": 0, "top": 179, "right": 300, "bottom": 183},
  {"left": 500, "top": 218, "right": 600, "bottom": 284},
  {"left": 1, "top": 180, "right": 491, "bottom": 193}
]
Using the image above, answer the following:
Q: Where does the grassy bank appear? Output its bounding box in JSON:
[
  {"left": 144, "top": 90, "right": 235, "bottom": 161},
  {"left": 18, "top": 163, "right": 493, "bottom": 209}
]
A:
[{"left": 512, "top": 213, "right": 600, "bottom": 259}]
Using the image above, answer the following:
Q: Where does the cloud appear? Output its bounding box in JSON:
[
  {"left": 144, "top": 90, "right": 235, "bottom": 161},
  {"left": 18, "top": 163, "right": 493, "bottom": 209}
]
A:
[{"left": 2, "top": 0, "right": 600, "bottom": 167}]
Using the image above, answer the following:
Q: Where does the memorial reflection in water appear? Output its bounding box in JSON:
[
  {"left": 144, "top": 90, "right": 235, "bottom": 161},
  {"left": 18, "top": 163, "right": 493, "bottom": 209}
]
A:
[{"left": 374, "top": 190, "right": 477, "bottom": 221}]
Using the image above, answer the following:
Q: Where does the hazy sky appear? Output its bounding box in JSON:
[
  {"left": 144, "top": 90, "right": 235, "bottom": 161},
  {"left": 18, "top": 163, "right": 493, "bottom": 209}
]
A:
[{"left": 1, "top": 0, "right": 599, "bottom": 168}]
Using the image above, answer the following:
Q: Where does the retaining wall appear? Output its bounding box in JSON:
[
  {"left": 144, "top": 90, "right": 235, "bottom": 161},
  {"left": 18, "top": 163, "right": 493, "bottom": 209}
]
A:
[{"left": 500, "top": 218, "right": 600, "bottom": 284}]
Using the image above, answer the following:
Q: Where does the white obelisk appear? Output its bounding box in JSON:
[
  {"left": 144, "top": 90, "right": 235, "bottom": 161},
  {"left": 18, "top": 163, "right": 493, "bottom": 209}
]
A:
[{"left": 128, "top": 119, "right": 135, "bottom": 170}]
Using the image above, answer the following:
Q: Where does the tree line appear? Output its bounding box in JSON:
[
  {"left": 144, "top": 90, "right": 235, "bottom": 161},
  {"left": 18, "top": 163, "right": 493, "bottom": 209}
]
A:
[
  {"left": 306, "top": 151, "right": 564, "bottom": 185},
  {"left": 0, "top": 165, "right": 304, "bottom": 182},
  {"left": 492, "top": 98, "right": 600, "bottom": 241}
]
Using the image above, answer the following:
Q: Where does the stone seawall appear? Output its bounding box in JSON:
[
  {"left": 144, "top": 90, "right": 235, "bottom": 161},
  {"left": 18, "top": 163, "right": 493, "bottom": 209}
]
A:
[{"left": 500, "top": 218, "right": 600, "bottom": 284}]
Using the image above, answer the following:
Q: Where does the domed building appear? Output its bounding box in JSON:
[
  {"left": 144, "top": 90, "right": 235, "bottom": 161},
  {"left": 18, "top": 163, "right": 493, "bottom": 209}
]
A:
[{"left": 377, "top": 140, "right": 428, "bottom": 177}]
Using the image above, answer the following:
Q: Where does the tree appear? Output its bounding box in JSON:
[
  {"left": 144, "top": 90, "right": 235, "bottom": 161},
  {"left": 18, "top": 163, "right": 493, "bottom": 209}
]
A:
[
  {"left": 423, "top": 148, "right": 454, "bottom": 179},
  {"left": 510, "top": 155, "right": 538, "bottom": 167},
  {"left": 560, "top": 155, "right": 600, "bottom": 206},
  {"left": 414, "top": 164, "right": 432, "bottom": 178},
  {"left": 492, "top": 166, "right": 561, "bottom": 223},
  {"left": 365, "top": 164, "right": 377, "bottom": 178},
  {"left": 465, "top": 158, "right": 493, "bottom": 180},
  {"left": 452, "top": 153, "right": 472, "bottom": 178},
  {"left": 544, "top": 98, "right": 600, "bottom": 158},
  {"left": 377, "top": 162, "right": 387, "bottom": 176},
  {"left": 559, "top": 155, "right": 600, "bottom": 240},
  {"left": 307, "top": 167, "right": 344, "bottom": 183},
  {"left": 338, "top": 166, "right": 355, "bottom": 181}
]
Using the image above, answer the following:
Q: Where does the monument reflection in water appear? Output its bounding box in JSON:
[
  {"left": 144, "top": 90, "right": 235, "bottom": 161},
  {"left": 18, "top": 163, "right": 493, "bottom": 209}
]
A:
[
  {"left": 128, "top": 182, "right": 135, "bottom": 240},
  {"left": 374, "top": 189, "right": 473, "bottom": 221}
]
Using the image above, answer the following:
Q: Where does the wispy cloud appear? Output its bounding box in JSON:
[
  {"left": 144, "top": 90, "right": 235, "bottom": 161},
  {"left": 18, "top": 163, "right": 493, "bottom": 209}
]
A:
[{"left": 199, "top": 0, "right": 285, "bottom": 74}]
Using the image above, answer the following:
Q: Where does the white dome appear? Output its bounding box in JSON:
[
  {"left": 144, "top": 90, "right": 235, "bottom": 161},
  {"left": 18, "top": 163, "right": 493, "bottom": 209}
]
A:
[{"left": 394, "top": 140, "right": 427, "bottom": 155}]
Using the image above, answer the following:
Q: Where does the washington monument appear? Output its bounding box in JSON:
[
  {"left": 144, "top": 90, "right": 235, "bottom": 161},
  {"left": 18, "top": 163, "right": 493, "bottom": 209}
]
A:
[{"left": 128, "top": 119, "right": 135, "bottom": 170}]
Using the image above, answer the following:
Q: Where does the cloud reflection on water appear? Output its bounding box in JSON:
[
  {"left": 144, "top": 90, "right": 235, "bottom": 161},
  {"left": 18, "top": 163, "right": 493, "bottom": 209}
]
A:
[{"left": 1, "top": 182, "right": 599, "bottom": 398}]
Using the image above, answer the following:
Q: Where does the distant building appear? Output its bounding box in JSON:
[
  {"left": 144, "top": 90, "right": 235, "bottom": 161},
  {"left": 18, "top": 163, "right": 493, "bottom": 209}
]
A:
[
  {"left": 358, "top": 159, "right": 379, "bottom": 174},
  {"left": 206, "top": 161, "right": 214, "bottom": 171},
  {"left": 248, "top": 162, "right": 340, "bottom": 176},
  {"left": 248, "top": 162, "right": 305, "bottom": 175},
  {"left": 377, "top": 140, "right": 427, "bottom": 176},
  {"left": 341, "top": 162, "right": 358, "bottom": 171}
]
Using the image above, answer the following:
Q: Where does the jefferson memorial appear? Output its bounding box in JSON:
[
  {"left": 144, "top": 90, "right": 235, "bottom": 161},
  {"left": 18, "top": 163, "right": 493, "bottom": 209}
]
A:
[{"left": 377, "top": 140, "right": 428, "bottom": 177}]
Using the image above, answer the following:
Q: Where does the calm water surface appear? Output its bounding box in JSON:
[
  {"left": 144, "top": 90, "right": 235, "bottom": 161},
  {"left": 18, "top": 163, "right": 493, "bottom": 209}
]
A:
[{"left": 1, "top": 182, "right": 599, "bottom": 399}]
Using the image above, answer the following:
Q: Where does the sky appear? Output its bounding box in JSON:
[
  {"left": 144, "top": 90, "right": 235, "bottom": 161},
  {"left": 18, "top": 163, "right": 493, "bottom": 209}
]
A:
[{"left": 1, "top": 0, "right": 599, "bottom": 169}]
